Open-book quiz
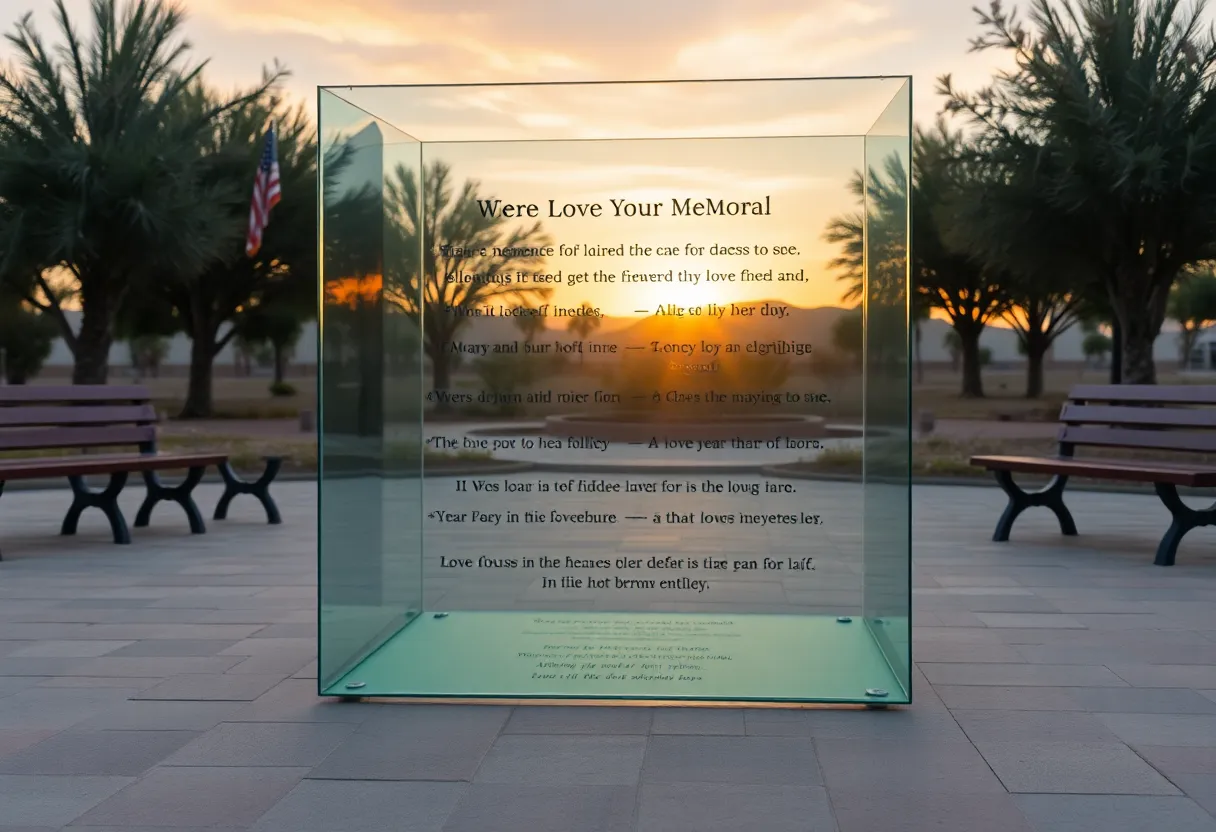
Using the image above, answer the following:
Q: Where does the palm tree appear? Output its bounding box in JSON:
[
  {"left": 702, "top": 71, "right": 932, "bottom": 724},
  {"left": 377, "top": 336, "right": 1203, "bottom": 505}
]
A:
[
  {"left": 941, "top": 0, "right": 1216, "bottom": 384},
  {"left": 513, "top": 308, "right": 546, "bottom": 345},
  {"left": 827, "top": 134, "right": 1002, "bottom": 396},
  {"left": 566, "top": 302, "right": 602, "bottom": 365},
  {"left": 913, "top": 124, "right": 1007, "bottom": 398},
  {"left": 0, "top": 0, "right": 279, "bottom": 383},
  {"left": 166, "top": 90, "right": 313, "bottom": 418},
  {"left": 382, "top": 160, "right": 552, "bottom": 405}
]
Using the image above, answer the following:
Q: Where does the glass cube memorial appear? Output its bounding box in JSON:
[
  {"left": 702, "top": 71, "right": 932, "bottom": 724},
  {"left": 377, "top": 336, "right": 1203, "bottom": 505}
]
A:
[{"left": 318, "top": 77, "right": 912, "bottom": 704}]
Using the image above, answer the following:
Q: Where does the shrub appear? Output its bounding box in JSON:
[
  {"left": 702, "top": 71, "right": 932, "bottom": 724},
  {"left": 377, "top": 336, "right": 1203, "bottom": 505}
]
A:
[
  {"left": 0, "top": 303, "right": 58, "bottom": 384},
  {"left": 269, "top": 381, "right": 297, "bottom": 397}
]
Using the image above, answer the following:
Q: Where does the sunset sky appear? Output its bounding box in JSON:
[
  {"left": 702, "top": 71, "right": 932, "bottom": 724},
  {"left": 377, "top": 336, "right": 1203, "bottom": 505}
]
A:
[
  {"left": 0, "top": 0, "right": 1003, "bottom": 314},
  {"left": 0, "top": 0, "right": 1004, "bottom": 128}
]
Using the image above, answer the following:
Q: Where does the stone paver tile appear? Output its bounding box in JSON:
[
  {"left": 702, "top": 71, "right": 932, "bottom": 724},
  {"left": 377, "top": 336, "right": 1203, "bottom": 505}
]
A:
[
  {"left": 931, "top": 686, "right": 1082, "bottom": 711},
  {"left": 650, "top": 708, "right": 744, "bottom": 735},
  {"left": 57, "top": 827, "right": 247, "bottom": 832},
  {"left": 1097, "top": 714, "right": 1216, "bottom": 747},
  {"left": 974, "top": 614, "right": 1085, "bottom": 629},
  {"left": 227, "top": 679, "right": 369, "bottom": 723},
  {"left": 33, "top": 676, "right": 161, "bottom": 690},
  {"left": 0, "top": 730, "right": 58, "bottom": 760},
  {"left": 0, "top": 688, "right": 138, "bottom": 730},
  {"left": 816, "top": 738, "right": 1005, "bottom": 794},
  {"left": 637, "top": 783, "right": 833, "bottom": 832},
  {"left": 64, "top": 656, "right": 243, "bottom": 677},
  {"left": 250, "top": 779, "right": 465, "bottom": 832},
  {"left": 0, "top": 657, "right": 82, "bottom": 677},
  {"left": 830, "top": 791, "right": 1033, "bottom": 832},
  {"left": 73, "top": 766, "right": 307, "bottom": 827},
  {"left": 219, "top": 637, "right": 314, "bottom": 656},
  {"left": 1017, "top": 642, "right": 1216, "bottom": 666},
  {"left": 166, "top": 721, "right": 354, "bottom": 767},
  {"left": 8, "top": 640, "right": 133, "bottom": 658},
  {"left": 250, "top": 623, "right": 314, "bottom": 638},
  {"left": 1014, "top": 795, "right": 1216, "bottom": 832},
  {"left": 445, "top": 784, "right": 633, "bottom": 832},
  {"left": 1070, "top": 613, "right": 1193, "bottom": 630},
  {"left": 69, "top": 624, "right": 264, "bottom": 640},
  {"left": 1136, "top": 746, "right": 1216, "bottom": 776},
  {"left": 745, "top": 707, "right": 965, "bottom": 741},
  {"left": 0, "top": 677, "right": 46, "bottom": 698},
  {"left": 920, "top": 663, "right": 1128, "bottom": 687},
  {"left": 0, "top": 729, "right": 196, "bottom": 775},
  {"left": 504, "top": 706, "right": 652, "bottom": 735},
  {"left": 1065, "top": 687, "right": 1216, "bottom": 714},
  {"left": 1110, "top": 665, "right": 1216, "bottom": 689},
  {"left": 0, "top": 624, "right": 86, "bottom": 640},
  {"left": 1171, "top": 774, "right": 1216, "bottom": 817},
  {"left": 0, "top": 774, "right": 132, "bottom": 827},
  {"left": 108, "top": 639, "right": 241, "bottom": 657},
  {"left": 291, "top": 659, "right": 317, "bottom": 679},
  {"left": 976, "top": 740, "right": 1180, "bottom": 794},
  {"left": 224, "top": 652, "right": 316, "bottom": 675},
  {"left": 78, "top": 699, "right": 243, "bottom": 731},
  {"left": 133, "top": 673, "right": 287, "bottom": 701},
  {"left": 913, "top": 627, "right": 1008, "bottom": 643},
  {"left": 953, "top": 710, "right": 1118, "bottom": 743},
  {"left": 912, "top": 642, "right": 1027, "bottom": 663},
  {"left": 309, "top": 706, "right": 509, "bottom": 781},
  {"left": 641, "top": 735, "right": 820, "bottom": 786},
  {"left": 476, "top": 736, "right": 646, "bottom": 786}
]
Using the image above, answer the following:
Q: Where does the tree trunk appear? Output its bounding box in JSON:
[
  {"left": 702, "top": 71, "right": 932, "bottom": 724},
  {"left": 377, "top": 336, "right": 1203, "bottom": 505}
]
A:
[
  {"left": 1121, "top": 315, "right": 1158, "bottom": 385},
  {"left": 1025, "top": 341, "right": 1046, "bottom": 398},
  {"left": 958, "top": 327, "right": 985, "bottom": 398},
  {"left": 181, "top": 334, "right": 216, "bottom": 419},
  {"left": 432, "top": 351, "right": 453, "bottom": 412},
  {"left": 1179, "top": 328, "right": 1198, "bottom": 369},
  {"left": 1109, "top": 318, "right": 1123, "bottom": 384},
  {"left": 273, "top": 343, "right": 286, "bottom": 386},
  {"left": 72, "top": 299, "right": 113, "bottom": 385}
]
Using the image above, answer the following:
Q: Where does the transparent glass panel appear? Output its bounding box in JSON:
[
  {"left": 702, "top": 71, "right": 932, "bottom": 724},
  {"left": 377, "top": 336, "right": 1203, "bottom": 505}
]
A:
[
  {"left": 318, "top": 78, "right": 912, "bottom": 703},
  {"left": 863, "top": 80, "right": 913, "bottom": 699},
  {"left": 318, "top": 89, "right": 418, "bottom": 690}
]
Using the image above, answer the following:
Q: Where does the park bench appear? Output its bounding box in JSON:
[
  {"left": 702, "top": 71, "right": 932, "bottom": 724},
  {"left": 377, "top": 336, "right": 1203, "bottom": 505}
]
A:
[
  {"left": 0, "top": 385, "right": 281, "bottom": 559},
  {"left": 971, "top": 384, "right": 1216, "bottom": 566}
]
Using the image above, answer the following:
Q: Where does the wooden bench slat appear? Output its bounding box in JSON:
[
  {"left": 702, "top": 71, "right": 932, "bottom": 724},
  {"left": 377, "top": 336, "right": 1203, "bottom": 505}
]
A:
[
  {"left": 0, "top": 425, "right": 157, "bottom": 452},
  {"left": 0, "top": 405, "right": 157, "bottom": 429},
  {"left": 970, "top": 454, "right": 1216, "bottom": 487},
  {"left": 0, "top": 452, "right": 228, "bottom": 480},
  {"left": 1057, "top": 424, "right": 1216, "bottom": 454},
  {"left": 1069, "top": 384, "right": 1216, "bottom": 405},
  {"left": 1058, "top": 403, "right": 1216, "bottom": 429},
  {"left": 0, "top": 386, "right": 152, "bottom": 404}
]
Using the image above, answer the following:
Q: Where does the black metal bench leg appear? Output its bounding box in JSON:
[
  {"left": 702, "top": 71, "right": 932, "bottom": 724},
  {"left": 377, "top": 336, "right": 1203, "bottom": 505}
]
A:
[
  {"left": 215, "top": 458, "right": 282, "bottom": 524},
  {"left": 992, "top": 471, "right": 1077, "bottom": 542},
  {"left": 62, "top": 473, "right": 131, "bottom": 544},
  {"left": 136, "top": 467, "right": 207, "bottom": 534},
  {"left": 1152, "top": 483, "right": 1216, "bottom": 566}
]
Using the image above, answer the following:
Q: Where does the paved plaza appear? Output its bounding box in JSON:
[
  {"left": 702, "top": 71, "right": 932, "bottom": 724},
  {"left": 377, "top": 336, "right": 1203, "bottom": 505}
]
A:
[{"left": 0, "top": 478, "right": 1215, "bottom": 830}]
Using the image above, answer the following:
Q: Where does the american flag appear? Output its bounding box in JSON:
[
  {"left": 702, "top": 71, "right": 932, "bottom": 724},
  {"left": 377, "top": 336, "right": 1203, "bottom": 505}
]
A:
[{"left": 245, "top": 125, "right": 281, "bottom": 257}]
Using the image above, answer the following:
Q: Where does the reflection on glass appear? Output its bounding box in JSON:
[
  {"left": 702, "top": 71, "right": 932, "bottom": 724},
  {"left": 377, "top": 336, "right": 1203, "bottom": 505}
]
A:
[{"left": 317, "top": 78, "right": 912, "bottom": 703}]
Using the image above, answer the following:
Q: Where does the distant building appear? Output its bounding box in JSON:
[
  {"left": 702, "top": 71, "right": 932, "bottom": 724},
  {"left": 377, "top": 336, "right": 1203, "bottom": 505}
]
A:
[{"left": 1185, "top": 330, "right": 1216, "bottom": 371}]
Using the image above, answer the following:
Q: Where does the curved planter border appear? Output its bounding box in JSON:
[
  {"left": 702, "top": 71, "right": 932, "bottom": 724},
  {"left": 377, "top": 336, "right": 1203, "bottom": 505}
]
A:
[{"left": 543, "top": 412, "right": 830, "bottom": 443}]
